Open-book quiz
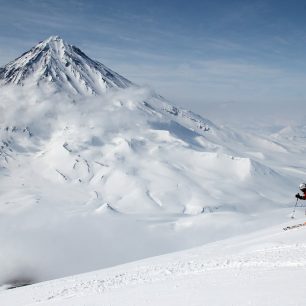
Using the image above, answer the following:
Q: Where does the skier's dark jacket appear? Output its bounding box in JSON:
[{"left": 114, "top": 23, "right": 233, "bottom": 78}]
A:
[{"left": 296, "top": 190, "right": 306, "bottom": 200}]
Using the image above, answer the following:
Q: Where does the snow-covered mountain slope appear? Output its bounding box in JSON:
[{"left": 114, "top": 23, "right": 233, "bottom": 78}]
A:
[
  {"left": 0, "top": 37, "right": 305, "bottom": 290},
  {"left": 2, "top": 219, "right": 306, "bottom": 306},
  {"left": 0, "top": 36, "right": 131, "bottom": 95}
]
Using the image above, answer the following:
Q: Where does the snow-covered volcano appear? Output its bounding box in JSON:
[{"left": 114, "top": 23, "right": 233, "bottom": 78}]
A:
[
  {"left": 0, "top": 36, "right": 305, "bottom": 290},
  {"left": 0, "top": 36, "right": 131, "bottom": 94}
]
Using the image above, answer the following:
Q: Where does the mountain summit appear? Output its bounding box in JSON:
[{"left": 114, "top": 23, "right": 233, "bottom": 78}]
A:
[{"left": 0, "top": 36, "right": 132, "bottom": 95}]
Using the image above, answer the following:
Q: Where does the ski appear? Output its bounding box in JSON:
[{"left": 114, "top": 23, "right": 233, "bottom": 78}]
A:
[{"left": 283, "top": 222, "right": 306, "bottom": 231}]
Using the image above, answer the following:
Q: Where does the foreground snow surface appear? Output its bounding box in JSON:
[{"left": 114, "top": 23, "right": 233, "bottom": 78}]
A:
[{"left": 2, "top": 219, "right": 306, "bottom": 306}]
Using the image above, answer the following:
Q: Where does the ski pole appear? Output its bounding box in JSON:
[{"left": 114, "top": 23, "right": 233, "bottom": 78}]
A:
[{"left": 291, "top": 198, "right": 299, "bottom": 219}]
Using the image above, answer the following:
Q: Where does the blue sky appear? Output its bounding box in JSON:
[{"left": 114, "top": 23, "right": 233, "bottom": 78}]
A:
[{"left": 1, "top": 0, "right": 306, "bottom": 126}]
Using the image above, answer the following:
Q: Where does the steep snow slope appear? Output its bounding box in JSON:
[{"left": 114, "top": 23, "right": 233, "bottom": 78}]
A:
[
  {"left": 0, "top": 37, "right": 305, "bottom": 289},
  {"left": 0, "top": 36, "right": 131, "bottom": 94},
  {"left": 1, "top": 219, "right": 306, "bottom": 306}
]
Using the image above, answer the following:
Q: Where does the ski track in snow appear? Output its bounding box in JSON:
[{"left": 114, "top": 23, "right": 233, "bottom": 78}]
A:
[
  {"left": 46, "top": 244, "right": 306, "bottom": 301},
  {"left": 2, "top": 227, "right": 306, "bottom": 306}
]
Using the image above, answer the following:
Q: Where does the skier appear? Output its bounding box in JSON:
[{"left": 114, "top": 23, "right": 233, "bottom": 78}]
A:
[{"left": 295, "top": 183, "right": 306, "bottom": 200}]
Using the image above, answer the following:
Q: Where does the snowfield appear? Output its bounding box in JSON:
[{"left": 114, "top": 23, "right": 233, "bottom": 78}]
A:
[
  {"left": 1, "top": 219, "right": 306, "bottom": 306},
  {"left": 1, "top": 83, "right": 304, "bottom": 288},
  {"left": 0, "top": 36, "right": 306, "bottom": 305}
]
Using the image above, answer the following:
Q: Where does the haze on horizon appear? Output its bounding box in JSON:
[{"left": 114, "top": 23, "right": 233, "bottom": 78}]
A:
[{"left": 0, "top": 0, "right": 306, "bottom": 127}]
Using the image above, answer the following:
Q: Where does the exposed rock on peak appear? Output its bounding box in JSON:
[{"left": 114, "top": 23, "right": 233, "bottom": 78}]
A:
[{"left": 0, "top": 36, "right": 132, "bottom": 95}]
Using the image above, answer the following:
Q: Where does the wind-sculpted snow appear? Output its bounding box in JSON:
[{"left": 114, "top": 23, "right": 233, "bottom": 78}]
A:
[{"left": 0, "top": 84, "right": 301, "bottom": 287}]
